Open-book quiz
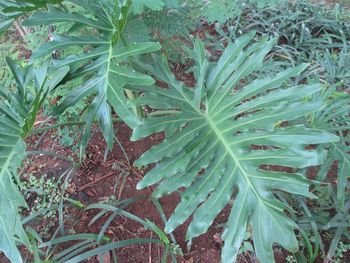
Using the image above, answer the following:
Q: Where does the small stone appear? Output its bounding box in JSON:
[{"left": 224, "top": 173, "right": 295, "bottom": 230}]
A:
[
  {"left": 213, "top": 232, "right": 223, "bottom": 245},
  {"left": 87, "top": 191, "right": 95, "bottom": 197}
]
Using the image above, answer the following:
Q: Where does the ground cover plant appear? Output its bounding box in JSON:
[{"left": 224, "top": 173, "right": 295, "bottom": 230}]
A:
[{"left": 0, "top": 0, "right": 349, "bottom": 262}]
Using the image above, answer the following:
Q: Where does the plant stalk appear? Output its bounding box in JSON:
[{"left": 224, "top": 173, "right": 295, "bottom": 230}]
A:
[{"left": 125, "top": 89, "right": 144, "bottom": 119}]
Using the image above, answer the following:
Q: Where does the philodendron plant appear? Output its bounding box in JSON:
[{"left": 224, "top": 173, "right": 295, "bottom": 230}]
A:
[
  {"left": 0, "top": 60, "right": 69, "bottom": 262},
  {"left": 129, "top": 32, "right": 339, "bottom": 262},
  {"left": 0, "top": 0, "right": 345, "bottom": 262},
  {"left": 22, "top": 0, "right": 161, "bottom": 155}
]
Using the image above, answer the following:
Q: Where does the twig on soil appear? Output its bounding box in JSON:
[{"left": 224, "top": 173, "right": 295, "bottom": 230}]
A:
[
  {"left": 34, "top": 130, "right": 48, "bottom": 148},
  {"left": 78, "top": 172, "right": 118, "bottom": 191},
  {"left": 157, "top": 243, "right": 160, "bottom": 262},
  {"left": 149, "top": 232, "right": 153, "bottom": 263},
  {"left": 240, "top": 254, "right": 249, "bottom": 263},
  {"left": 14, "top": 21, "right": 28, "bottom": 39},
  {"left": 127, "top": 164, "right": 144, "bottom": 181},
  {"left": 117, "top": 172, "right": 128, "bottom": 200}
]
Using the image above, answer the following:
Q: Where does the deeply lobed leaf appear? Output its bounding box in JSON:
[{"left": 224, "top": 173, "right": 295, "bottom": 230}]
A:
[
  {"left": 23, "top": 1, "right": 161, "bottom": 154},
  {"left": 131, "top": 33, "right": 339, "bottom": 262}
]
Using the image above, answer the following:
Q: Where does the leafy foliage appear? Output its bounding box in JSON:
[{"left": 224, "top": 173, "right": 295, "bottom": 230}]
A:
[
  {"left": 130, "top": 33, "right": 338, "bottom": 262},
  {"left": 131, "top": 0, "right": 165, "bottom": 14},
  {"left": 21, "top": 196, "right": 178, "bottom": 263},
  {"left": 0, "top": 0, "right": 349, "bottom": 262},
  {"left": 144, "top": 8, "right": 192, "bottom": 37},
  {"left": 23, "top": 0, "right": 161, "bottom": 155},
  {"left": 310, "top": 85, "right": 350, "bottom": 210},
  {"left": 0, "top": 35, "right": 19, "bottom": 88},
  {"left": 202, "top": 2, "right": 350, "bottom": 260},
  {"left": 219, "top": 1, "right": 350, "bottom": 60},
  {"left": 131, "top": 0, "right": 181, "bottom": 13},
  {"left": 188, "top": 0, "right": 278, "bottom": 24},
  {"left": 194, "top": 0, "right": 239, "bottom": 24},
  {"left": 317, "top": 47, "right": 350, "bottom": 89},
  {"left": 0, "top": 59, "right": 68, "bottom": 262},
  {"left": 0, "top": 0, "right": 63, "bottom": 35},
  {"left": 0, "top": 107, "right": 28, "bottom": 262}
]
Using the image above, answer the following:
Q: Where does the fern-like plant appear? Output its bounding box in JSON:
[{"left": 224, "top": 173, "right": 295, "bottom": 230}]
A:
[
  {"left": 129, "top": 32, "right": 339, "bottom": 262},
  {"left": 23, "top": 0, "right": 161, "bottom": 154}
]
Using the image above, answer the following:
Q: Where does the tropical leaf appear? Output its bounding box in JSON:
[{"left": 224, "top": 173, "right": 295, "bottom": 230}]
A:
[
  {"left": 0, "top": 60, "right": 68, "bottom": 262},
  {"left": 0, "top": 0, "right": 63, "bottom": 35},
  {"left": 0, "top": 107, "right": 28, "bottom": 263},
  {"left": 311, "top": 88, "right": 350, "bottom": 210},
  {"left": 129, "top": 32, "right": 339, "bottom": 262},
  {"left": 23, "top": 0, "right": 161, "bottom": 154}
]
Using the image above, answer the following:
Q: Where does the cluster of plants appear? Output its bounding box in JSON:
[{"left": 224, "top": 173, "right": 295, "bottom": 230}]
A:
[{"left": 0, "top": 0, "right": 349, "bottom": 262}]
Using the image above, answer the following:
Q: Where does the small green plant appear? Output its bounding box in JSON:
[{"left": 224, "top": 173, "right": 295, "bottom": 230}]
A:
[
  {"left": 19, "top": 173, "right": 71, "bottom": 235},
  {"left": 211, "top": 0, "right": 350, "bottom": 73},
  {"left": 48, "top": 84, "right": 87, "bottom": 152},
  {"left": 23, "top": 197, "right": 178, "bottom": 263},
  {"left": 332, "top": 241, "right": 350, "bottom": 263}
]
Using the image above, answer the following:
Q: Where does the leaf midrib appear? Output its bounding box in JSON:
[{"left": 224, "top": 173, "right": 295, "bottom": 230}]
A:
[
  {"left": 104, "top": 42, "right": 130, "bottom": 115},
  {"left": 205, "top": 113, "right": 265, "bottom": 204},
  {"left": 206, "top": 113, "right": 291, "bottom": 228}
]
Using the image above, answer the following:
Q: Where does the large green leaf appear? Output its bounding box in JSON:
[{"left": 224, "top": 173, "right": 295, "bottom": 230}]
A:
[
  {"left": 23, "top": 0, "right": 161, "bottom": 154},
  {"left": 0, "top": 65, "right": 33, "bottom": 262},
  {"left": 0, "top": 60, "right": 68, "bottom": 262},
  {"left": 0, "top": 107, "right": 28, "bottom": 263},
  {"left": 129, "top": 33, "right": 339, "bottom": 262}
]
